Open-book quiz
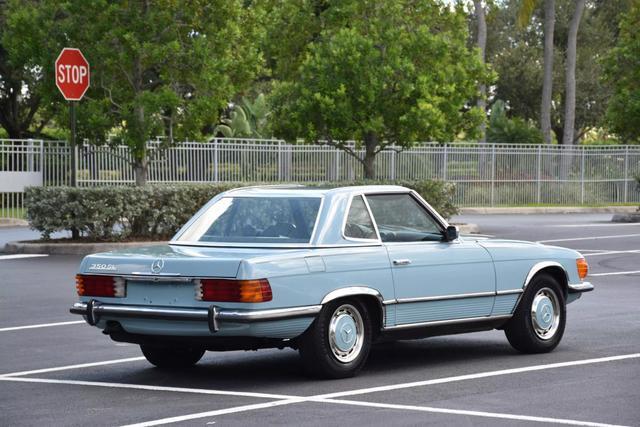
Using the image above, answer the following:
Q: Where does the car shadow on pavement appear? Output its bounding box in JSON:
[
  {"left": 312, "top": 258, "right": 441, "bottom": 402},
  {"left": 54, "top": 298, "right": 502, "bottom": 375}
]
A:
[{"left": 99, "top": 336, "right": 515, "bottom": 390}]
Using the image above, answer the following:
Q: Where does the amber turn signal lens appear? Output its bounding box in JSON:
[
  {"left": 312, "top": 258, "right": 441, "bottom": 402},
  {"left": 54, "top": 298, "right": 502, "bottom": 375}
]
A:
[
  {"left": 196, "top": 278, "right": 272, "bottom": 303},
  {"left": 75, "top": 275, "right": 85, "bottom": 296},
  {"left": 576, "top": 258, "right": 589, "bottom": 280}
]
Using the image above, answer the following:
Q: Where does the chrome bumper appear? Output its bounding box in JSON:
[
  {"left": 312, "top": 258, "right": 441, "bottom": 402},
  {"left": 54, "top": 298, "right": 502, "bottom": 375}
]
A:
[
  {"left": 568, "top": 281, "right": 594, "bottom": 293},
  {"left": 70, "top": 301, "right": 321, "bottom": 333}
]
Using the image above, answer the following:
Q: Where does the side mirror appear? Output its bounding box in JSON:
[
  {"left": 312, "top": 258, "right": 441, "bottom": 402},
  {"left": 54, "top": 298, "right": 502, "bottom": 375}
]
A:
[{"left": 444, "top": 225, "right": 459, "bottom": 241}]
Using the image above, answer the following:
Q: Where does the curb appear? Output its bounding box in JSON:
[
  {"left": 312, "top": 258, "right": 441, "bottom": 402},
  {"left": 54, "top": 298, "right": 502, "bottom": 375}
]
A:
[
  {"left": 454, "top": 223, "right": 480, "bottom": 234},
  {"left": 459, "top": 206, "right": 639, "bottom": 215},
  {"left": 0, "top": 219, "right": 29, "bottom": 228},
  {"left": 4, "top": 240, "right": 168, "bottom": 256}
]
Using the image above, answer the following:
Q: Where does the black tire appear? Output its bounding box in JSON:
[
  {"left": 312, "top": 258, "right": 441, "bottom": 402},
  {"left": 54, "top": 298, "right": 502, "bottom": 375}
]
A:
[
  {"left": 298, "top": 298, "right": 372, "bottom": 379},
  {"left": 140, "top": 344, "right": 205, "bottom": 369},
  {"left": 504, "top": 273, "right": 566, "bottom": 353}
]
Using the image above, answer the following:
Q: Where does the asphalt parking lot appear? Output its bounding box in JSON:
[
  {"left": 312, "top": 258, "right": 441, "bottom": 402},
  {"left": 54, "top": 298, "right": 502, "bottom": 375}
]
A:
[{"left": 1, "top": 213, "right": 639, "bottom": 426}]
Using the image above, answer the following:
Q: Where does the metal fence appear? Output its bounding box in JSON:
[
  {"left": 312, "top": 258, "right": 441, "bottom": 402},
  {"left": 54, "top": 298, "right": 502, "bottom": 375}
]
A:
[{"left": 1, "top": 138, "right": 639, "bottom": 219}]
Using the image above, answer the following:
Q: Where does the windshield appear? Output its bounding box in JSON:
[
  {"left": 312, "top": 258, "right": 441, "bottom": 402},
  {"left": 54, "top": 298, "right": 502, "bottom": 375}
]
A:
[{"left": 175, "top": 196, "right": 322, "bottom": 244}]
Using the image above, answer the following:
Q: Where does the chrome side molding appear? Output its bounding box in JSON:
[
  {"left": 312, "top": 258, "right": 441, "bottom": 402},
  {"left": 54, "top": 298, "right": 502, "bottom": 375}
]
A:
[{"left": 383, "top": 314, "right": 513, "bottom": 331}]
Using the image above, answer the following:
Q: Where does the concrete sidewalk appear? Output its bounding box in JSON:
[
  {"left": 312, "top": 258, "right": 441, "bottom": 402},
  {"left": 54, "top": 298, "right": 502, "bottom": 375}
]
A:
[{"left": 459, "top": 206, "right": 638, "bottom": 215}]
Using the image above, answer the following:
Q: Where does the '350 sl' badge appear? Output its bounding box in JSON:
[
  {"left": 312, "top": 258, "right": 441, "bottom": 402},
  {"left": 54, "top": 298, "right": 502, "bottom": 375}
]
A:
[{"left": 150, "top": 258, "right": 164, "bottom": 274}]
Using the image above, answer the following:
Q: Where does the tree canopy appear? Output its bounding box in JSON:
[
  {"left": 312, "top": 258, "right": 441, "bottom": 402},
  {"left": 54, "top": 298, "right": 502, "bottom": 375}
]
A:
[
  {"left": 603, "top": 1, "right": 640, "bottom": 144},
  {"left": 270, "top": 0, "right": 489, "bottom": 178},
  {"left": 2, "top": 0, "right": 263, "bottom": 183}
]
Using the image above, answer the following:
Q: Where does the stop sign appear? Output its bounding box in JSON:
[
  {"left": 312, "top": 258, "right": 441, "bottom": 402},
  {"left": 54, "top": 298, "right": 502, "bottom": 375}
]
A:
[{"left": 55, "top": 48, "right": 90, "bottom": 101}]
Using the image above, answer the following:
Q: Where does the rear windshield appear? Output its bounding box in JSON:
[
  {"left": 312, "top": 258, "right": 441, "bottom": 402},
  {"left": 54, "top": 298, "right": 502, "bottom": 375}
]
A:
[{"left": 175, "top": 197, "right": 322, "bottom": 244}]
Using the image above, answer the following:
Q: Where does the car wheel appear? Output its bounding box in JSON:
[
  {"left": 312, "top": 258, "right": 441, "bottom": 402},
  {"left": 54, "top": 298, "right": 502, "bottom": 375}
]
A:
[
  {"left": 298, "top": 299, "right": 372, "bottom": 379},
  {"left": 140, "top": 344, "right": 205, "bottom": 369},
  {"left": 504, "top": 273, "right": 566, "bottom": 353}
]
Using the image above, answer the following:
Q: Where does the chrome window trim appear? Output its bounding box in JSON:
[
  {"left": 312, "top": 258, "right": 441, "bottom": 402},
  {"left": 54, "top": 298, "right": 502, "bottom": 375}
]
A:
[
  {"left": 168, "top": 241, "right": 383, "bottom": 249},
  {"left": 383, "top": 314, "right": 512, "bottom": 331},
  {"left": 171, "top": 194, "right": 325, "bottom": 247},
  {"left": 363, "top": 191, "right": 448, "bottom": 245},
  {"left": 340, "top": 194, "right": 381, "bottom": 243}
]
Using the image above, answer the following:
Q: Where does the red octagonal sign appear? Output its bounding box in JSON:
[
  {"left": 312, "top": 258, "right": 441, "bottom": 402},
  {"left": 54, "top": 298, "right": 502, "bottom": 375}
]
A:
[{"left": 55, "top": 48, "right": 90, "bottom": 101}]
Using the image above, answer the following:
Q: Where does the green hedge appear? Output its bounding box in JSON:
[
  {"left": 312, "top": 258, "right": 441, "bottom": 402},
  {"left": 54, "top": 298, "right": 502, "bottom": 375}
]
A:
[{"left": 25, "top": 180, "right": 457, "bottom": 241}]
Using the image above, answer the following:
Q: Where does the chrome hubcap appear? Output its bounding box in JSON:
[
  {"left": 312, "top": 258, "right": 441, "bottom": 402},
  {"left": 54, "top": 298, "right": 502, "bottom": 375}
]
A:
[
  {"left": 531, "top": 287, "right": 560, "bottom": 340},
  {"left": 328, "top": 304, "right": 364, "bottom": 363}
]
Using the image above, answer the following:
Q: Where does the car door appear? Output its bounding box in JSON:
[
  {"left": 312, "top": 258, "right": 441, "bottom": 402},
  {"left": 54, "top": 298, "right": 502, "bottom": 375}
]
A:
[{"left": 365, "top": 192, "right": 496, "bottom": 327}]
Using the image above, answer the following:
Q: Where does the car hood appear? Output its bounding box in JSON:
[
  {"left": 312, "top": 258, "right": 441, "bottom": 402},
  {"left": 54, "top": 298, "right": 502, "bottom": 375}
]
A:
[
  {"left": 461, "top": 236, "right": 582, "bottom": 261},
  {"left": 78, "top": 244, "right": 308, "bottom": 278}
]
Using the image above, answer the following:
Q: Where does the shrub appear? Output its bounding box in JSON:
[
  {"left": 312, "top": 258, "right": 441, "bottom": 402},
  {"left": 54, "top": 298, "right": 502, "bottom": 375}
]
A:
[
  {"left": 25, "top": 180, "right": 457, "bottom": 241},
  {"left": 487, "top": 100, "right": 543, "bottom": 145}
]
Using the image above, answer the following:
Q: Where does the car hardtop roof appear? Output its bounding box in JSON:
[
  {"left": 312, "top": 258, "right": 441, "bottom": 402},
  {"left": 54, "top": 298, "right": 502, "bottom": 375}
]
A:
[{"left": 223, "top": 184, "right": 411, "bottom": 197}]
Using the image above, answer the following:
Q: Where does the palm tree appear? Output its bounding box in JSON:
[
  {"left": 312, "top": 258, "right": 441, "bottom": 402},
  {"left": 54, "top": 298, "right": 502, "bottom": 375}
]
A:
[
  {"left": 562, "top": 0, "right": 586, "bottom": 145},
  {"left": 473, "top": 0, "right": 487, "bottom": 143},
  {"left": 518, "top": 0, "right": 555, "bottom": 145}
]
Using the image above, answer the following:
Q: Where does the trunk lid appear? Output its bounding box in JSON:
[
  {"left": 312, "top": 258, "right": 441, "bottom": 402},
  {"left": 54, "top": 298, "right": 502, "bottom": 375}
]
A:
[{"left": 79, "top": 244, "right": 297, "bottom": 278}]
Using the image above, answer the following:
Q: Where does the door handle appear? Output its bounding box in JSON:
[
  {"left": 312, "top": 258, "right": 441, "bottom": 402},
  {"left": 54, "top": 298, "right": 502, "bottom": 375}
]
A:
[{"left": 393, "top": 259, "right": 412, "bottom": 266}]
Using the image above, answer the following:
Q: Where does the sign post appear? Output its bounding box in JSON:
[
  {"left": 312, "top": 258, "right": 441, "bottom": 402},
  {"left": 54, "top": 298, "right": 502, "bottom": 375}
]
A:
[{"left": 55, "top": 48, "right": 90, "bottom": 187}]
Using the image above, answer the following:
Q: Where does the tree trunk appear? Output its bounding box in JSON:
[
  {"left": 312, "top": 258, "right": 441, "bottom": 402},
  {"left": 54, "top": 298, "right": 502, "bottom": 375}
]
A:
[
  {"left": 363, "top": 132, "right": 378, "bottom": 180},
  {"left": 541, "top": 0, "right": 555, "bottom": 145},
  {"left": 474, "top": 0, "right": 487, "bottom": 144},
  {"left": 134, "top": 153, "right": 148, "bottom": 186},
  {"left": 562, "top": 0, "right": 585, "bottom": 146},
  {"left": 132, "top": 102, "right": 148, "bottom": 186}
]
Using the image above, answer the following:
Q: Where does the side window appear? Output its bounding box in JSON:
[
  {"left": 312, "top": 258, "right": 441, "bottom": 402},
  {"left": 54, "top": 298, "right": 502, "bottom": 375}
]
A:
[
  {"left": 366, "top": 194, "right": 442, "bottom": 242},
  {"left": 344, "top": 195, "right": 377, "bottom": 240}
]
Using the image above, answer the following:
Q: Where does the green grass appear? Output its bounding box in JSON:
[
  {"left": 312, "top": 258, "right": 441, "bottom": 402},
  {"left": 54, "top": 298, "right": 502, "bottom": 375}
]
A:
[{"left": 0, "top": 207, "right": 26, "bottom": 219}]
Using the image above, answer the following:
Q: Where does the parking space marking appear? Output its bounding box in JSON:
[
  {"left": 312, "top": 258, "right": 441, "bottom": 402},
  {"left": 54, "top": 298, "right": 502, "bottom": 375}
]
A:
[
  {"left": 589, "top": 270, "right": 640, "bottom": 277},
  {"left": 315, "top": 398, "right": 627, "bottom": 427},
  {"left": 98, "top": 353, "right": 640, "bottom": 427},
  {"left": 0, "top": 356, "right": 145, "bottom": 378},
  {"left": 537, "top": 233, "right": 640, "bottom": 243},
  {"left": 0, "top": 377, "right": 296, "bottom": 400},
  {"left": 584, "top": 250, "right": 640, "bottom": 257},
  {"left": 0, "top": 254, "right": 48, "bottom": 260},
  {"left": 316, "top": 353, "right": 640, "bottom": 399},
  {"left": 121, "top": 399, "right": 306, "bottom": 427},
  {"left": 0, "top": 320, "right": 85, "bottom": 332},
  {"left": 549, "top": 223, "right": 639, "bottom": 228}
]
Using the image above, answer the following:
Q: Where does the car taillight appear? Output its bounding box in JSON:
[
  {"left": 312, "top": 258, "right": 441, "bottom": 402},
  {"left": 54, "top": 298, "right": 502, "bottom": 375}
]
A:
[
  {"left": 76, "top": 275, "right": 126, "bottom": 297},
  {"left": 195, "top": 278, "right": 272, "bottom": 303},
  {"left": 576, "top": 258, "right": 589, "bottom": 280}
]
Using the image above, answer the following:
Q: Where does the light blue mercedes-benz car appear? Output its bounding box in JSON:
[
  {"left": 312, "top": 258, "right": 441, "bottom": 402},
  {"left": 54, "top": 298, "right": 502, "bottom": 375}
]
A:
[{"left": 71, "top": 185, "right": 593, "bottom": 378}]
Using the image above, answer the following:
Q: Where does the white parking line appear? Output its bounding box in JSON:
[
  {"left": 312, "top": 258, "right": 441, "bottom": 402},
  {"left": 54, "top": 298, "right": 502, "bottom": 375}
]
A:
[
  {"left": 589, "top": 270, "right": 640, "bottom": 277},
  {"left": 537, "top": 233, "right": 640, "bottom": 243},
  {"left": 116, "top": 353, "right": 640, "bottom": 427},
  {"left": 121, "top": 399, "right": 306, "bottom": 427},
  {"left": 315, "top": 398, "right": 627, "bottom": 427},
  {"left": 549, "top": 223, "right": 639, "bottom": 228},
  {"left": 0, "top": 254, "right": 49, "bottom": 260},
  {"left": 0, "top": 357, "right": 145, "bottom": 378},
  {"left": 316, "top": 353, "right": 640, "bottom": 399},
  {"left": 584, "top": 250, "right": 640, "bottom": 257},
  {"left": 0, "top": 377, "right": 296, "bottom": 400},
  {"left": 0, "top": 320, "right": 85, "bottom": 332}
]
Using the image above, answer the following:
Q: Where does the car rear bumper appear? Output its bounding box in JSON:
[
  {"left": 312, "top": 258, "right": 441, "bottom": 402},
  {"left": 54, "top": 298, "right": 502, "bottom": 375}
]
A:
[
  {"left": 567, "top": 281, "right": 594, "bottom": 293},
  {"left": 70, "top": 301, "right": 321, "bottom": 333}
]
